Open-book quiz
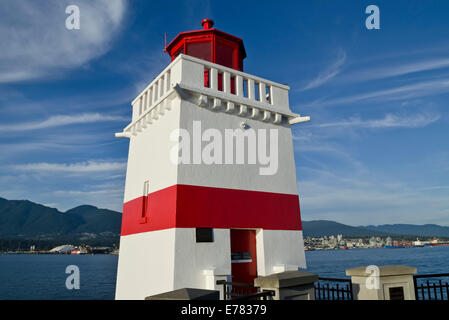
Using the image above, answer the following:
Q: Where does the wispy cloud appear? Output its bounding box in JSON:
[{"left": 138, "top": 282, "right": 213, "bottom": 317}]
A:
[
  {"left": 0, "top": 113, "right": 128, "bottom": 132},
  {"left": 302, "top": 49, "right": 346, "bottom": 90},
  {"left": 300, "top": 77, "right": 449, "bottom": 108},
  {"left": 54, "top": 189, "right": 123, "bottom": 196},
  {"left": 316, "top": 113, "right": 440, "bottom": 129},
  {"left": 420, "top": 185, "right": 449, "bottom": 191},
  {"left": 344, "top": 57, "right": 449, "bottom": 83},
  {"left": 12, "top": 161, "right": 126, "bottom": 173},
  {"left": 0, "top": 0, "right": 127, "bottom": 83}
]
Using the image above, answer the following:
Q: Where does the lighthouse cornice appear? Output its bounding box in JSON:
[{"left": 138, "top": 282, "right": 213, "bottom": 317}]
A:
[{"left": 116, "top": 54, "right": 309, "bottom": 138}]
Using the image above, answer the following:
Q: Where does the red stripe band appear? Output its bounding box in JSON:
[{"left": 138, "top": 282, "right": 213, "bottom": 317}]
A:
[{"left": 121, "top": 184, "right": 302, "bottom": 236}]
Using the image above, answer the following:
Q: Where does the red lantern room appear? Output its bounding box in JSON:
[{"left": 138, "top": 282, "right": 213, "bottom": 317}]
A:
[
  {"left": 165, "top": 19, "right": 247, "bottom": 93},
  {"left": 165, "top": 19, "right": 246, "bottom": 71}
]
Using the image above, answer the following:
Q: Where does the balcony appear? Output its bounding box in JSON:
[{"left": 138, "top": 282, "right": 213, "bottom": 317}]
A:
[{"left": 116, "top": 54, "right": 309, "bottom": 138}]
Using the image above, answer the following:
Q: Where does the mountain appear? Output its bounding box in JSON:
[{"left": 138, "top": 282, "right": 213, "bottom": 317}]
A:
[
  {"left": 302, "top": 220, "right": 449, "bottom": 238},
  {"left": 2, "top": 195, "right": 449, "bottom": 249},
  {"left": 302, "top": 220, "right": 392, "bottom": 238},
  {"left": 363, "top": 224, "right": 449, "bottom": 238},
  {"left": 0, "top": 197, "right": 121, "bottom": 245}
]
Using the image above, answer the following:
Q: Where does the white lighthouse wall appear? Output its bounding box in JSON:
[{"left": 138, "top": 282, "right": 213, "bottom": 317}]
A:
[
  {"left": 116, "top": 228, "right": 232, "bottom": 299},
  {"left": 116, "top": 95, "right": 182, "bottom": 300},
  {"left": 177, "top": 98, "right": 299, "bottom": 196},
  {"left": 123, "top": 95, "right": 181, "bottom": 203},
  {"left": 115, "top": 229, "right": 176, "bottom": 300},
  {"left": 256, "top": 229, "right": 306, "bottom": 276},
  {"left": 172, "top": 228, "right": 232, "bottom": 290}
]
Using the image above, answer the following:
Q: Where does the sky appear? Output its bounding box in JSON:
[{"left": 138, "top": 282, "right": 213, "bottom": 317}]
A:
[{"left": 0, "top": 0, "right": 448, "bottom": 226}]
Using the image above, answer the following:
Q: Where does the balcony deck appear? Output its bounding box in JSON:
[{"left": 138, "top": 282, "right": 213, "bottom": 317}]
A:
[{"left": 116, "top": 54, "right": 309, "bottom": 138}]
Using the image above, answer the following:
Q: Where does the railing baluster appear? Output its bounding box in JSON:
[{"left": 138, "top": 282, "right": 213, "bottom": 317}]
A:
[
  {"left": 138, "top": 97, "right": 143, "bottom": 116},
  {"left": 236, "top": 75, "right": 243, "bottom": 97},
  {"left": 165, "top": 70, "right": 171, "bottom": 93},
  {"left": 210, "top": 68, "right": 218, "bottom": 90},
  {"left": 446, "top": 282, "right": 449, "bottom": 300},
  {"left": 433, "top": 282, "right": 438, "bottom": 300},
  {"left": 153, "top": 82, "right": 158, "bottom": 102},
  {"left": 159, "top": 77, "right": 164, "bottom": 98},
  {"left": 142, "top": 92, "right": 147, "bottom": 112},
  {"left": 248, "top": 79, "right": 255, "bottom": 100},
  {"left": 223, "top": 71, "right": 231, "bottom": 94},
  {"left": 259, "top": 82, "right": 266, "bottom": 103},
  {"left": 336, "top": 284, "right": 340, "bottom": 300},
  {"left": 315, "top": 282, "right": 321, "bottom": 300}
]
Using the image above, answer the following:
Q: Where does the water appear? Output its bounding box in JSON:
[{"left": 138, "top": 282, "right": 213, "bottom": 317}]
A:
[
  {"left": 0, "top": 254, "right": 118, "bottom": 300},
  {"left": 305, "top": 246, "right": 449, "bottom": 278},
  {"left": 0, "top": 246, "right": 448, "bottom": 299}
]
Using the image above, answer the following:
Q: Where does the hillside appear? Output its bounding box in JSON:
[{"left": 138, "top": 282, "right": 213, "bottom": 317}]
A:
[
  {"left": 363, "top": 224, "right": 449, "bottom": 238},
  {"left": 0, "top": 197, "right": 121, "bottom": 246},
  {"left": 302, "top": 220, "right": 392, "bottom": 238}
]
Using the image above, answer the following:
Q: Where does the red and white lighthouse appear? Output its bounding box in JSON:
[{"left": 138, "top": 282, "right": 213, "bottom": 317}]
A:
[{"left": 115, "top": 19, "right": 310, "bottom": 300}]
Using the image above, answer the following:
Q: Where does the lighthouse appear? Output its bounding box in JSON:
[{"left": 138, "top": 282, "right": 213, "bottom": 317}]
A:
[{"left": 115, "top": 19, "right": 310, "bottom": 300}]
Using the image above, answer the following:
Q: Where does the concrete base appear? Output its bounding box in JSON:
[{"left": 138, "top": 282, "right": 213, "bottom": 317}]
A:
[
  {"left": 346, "top": 265, "right": 417, "bottom": 300},
  {"left": 254, "top": 270, "right": 318, "bottom": 300}
]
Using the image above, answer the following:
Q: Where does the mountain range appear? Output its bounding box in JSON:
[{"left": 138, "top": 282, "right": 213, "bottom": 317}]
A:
[
  {"left": 301, "top": 220, "right": 391, "bottom": 238},
  {"left": 1, "top": 197, "right": 449, "bottom": 250},
  {"left": 302, "top": 220, "right": 449, "bottom": 238},
  {"left": 0, "top": 197, "right": 121, "bottom": 248}
]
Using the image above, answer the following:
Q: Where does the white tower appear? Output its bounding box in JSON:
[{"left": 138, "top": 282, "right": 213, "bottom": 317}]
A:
[{"left": 115, "top": 19, "right": 310, "bottom": 300}]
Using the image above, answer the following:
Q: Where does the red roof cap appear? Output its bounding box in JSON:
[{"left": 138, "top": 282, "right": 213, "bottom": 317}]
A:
[{"left": 201, "top": 19, "right": 214, "bottom": 30}]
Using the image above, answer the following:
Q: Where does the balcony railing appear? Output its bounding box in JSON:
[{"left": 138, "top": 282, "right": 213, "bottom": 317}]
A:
[
  {"left": 116, "top": 54, "right": 309, "bottom": 138},
  {"left": 314, "top": 277, "right": 353, "bottom": 300},
  {"left": 216, "top": 280, "right": 275, "bottom": 301}
]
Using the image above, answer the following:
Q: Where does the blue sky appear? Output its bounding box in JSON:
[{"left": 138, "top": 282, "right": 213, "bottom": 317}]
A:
[{"left": 1, "top": 0, "right": 448, "bottom": 226}]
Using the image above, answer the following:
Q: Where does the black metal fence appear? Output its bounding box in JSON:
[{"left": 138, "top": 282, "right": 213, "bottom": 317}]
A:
[
  {"left": 216, "top": 272, "right": 449, "bottom": 301},
  {"left": 414, "top": 273, "right": 449, "bottom": 300},
  {"left": 314, "top": 277, "right": 353, "bottom": 300},
  {"left": 216, "top": 280, "right": 275, "bottom": 300}
]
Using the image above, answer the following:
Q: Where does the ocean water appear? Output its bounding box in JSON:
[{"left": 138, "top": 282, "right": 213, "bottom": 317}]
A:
[
  {"left": 1, "top": 246, "right": 448, "bottom": 299},
  {"left": 305, "top": 246, "right": 449, "bottom": 278},
  {"left": 0, "top": 254, "right": 117, "bottom": 300}
]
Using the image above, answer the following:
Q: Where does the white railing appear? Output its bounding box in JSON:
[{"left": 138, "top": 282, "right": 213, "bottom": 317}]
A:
[
  {"left": 116, "top": 54, "right": 308, "bottom": 137},
  {"left": 131, "top": 66, "right": 172, "bottom": 121},
  {"left": 179, "top": 54, "right": 290, "bottom": 111}
]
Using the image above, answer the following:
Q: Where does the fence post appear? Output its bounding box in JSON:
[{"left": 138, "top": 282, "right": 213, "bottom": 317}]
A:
[
  {"left": 254, "top": 270, "right": 318, "bottom": 300},
  {"left": 346, "top": 265, "right": 417, "bottom": 300}
]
